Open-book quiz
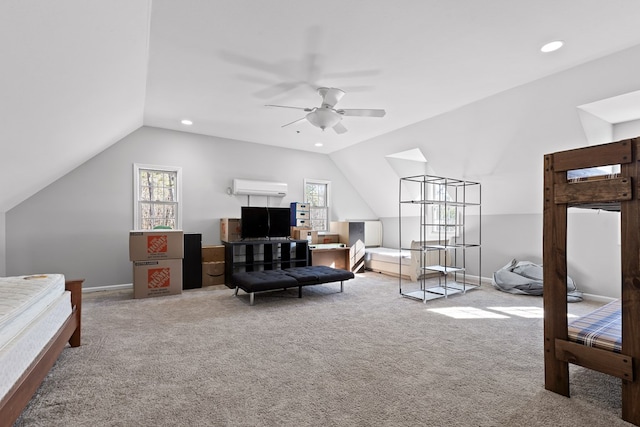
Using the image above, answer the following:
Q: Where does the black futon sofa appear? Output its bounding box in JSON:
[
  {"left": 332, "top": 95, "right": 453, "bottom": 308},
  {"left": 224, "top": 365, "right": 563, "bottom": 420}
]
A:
[{"left": 231, "top": 265, "right": 354, "bottom": 305}]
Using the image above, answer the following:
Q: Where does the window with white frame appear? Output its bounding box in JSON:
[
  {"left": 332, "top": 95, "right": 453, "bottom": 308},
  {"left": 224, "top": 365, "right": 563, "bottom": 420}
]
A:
[
  {"left": 429, "top": 181, "right": 458, "bottom": 235},
  {"left": 304, "top": 179, "right": 331, "bottom": 232},
  {"left": 133, "top": 163, "right": 182, "bottom": 230}
]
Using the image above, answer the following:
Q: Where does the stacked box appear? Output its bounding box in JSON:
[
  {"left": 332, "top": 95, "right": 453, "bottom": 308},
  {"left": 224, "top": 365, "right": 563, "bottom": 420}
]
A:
[
  {"left": 132, "top": 259, "right": 183, "bottom": 299},
  {"left": 129, "top": 230, "right": 184, "bottom": 298},
  {"left": 220, "top": 218, "right": 241, "bottom": 242},
  {"left": 129, "top": 230, "right": 184, "bottom": 260},
  {"left": 290, "top": 202, "right": 310, "bottom": 227},
  {"left": 202, "top": 244, "right": 225, "bottom": 286},
  {"left": 290, "top": 227, "right": 318, "bottom": 244}
]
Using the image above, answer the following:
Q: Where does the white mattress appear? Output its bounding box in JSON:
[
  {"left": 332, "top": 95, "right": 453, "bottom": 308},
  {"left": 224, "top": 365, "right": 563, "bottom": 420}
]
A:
[
  {"left": 365, "top": 247, "right": 412, "bottom": 266},
  {"left": 0, "top": 274, "right": 66, "bottom": 350},
  {"left": 0, "top": 290, "right": 72, "bottom": 399}
]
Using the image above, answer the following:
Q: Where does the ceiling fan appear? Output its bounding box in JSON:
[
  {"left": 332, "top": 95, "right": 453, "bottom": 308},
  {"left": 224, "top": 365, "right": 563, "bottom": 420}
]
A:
[{"left": 266, "top": 87, "right": 386, "bottom": 134}]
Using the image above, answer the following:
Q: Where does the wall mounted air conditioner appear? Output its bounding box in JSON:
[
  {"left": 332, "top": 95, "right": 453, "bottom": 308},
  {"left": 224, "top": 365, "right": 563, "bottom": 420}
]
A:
[{"left": 232, "top": 179, "right": 288, "bottom": 197}]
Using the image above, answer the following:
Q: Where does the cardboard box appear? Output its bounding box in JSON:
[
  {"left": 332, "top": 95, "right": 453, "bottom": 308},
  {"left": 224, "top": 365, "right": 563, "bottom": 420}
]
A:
[
  {"left": 202, "top": 261, "right": 225, "bottom": 286},
  {"left": 291, "top": 228, "right": 318, "bottom": 244},
  {"left": 129, "top": 230, "right": 184, "bottom": 261},
  {"left": 319, "top": 233, "right": 340, "bottom": 244},
  {"left": 220, "top": 218, "right": 241, "bottom": 242},
  {"left": 293, "top": 218, "right": 309, "bottom": 227},
  {"left": 133, "top": 259, "right": 183, "bottom": 298},
  {"left": 202, "top": 245, "right": 225, "bottom": 262}
]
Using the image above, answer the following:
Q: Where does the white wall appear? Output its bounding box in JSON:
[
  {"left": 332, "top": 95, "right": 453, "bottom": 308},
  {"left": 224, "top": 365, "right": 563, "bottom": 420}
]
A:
[
  {"left": 0, "top": 212, "right": 5, "bottom": 276},
  {"left": 614, "top": 118, "right": 640, "bottom": 140},
  {"left": 6, "top": 126, "right": 376, "bottom": 288}
]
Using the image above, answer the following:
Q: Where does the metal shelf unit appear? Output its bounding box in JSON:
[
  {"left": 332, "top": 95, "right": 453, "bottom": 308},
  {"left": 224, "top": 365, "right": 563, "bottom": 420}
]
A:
[{"left": 399, "top": 175, "right": 481, "bottom": 302}]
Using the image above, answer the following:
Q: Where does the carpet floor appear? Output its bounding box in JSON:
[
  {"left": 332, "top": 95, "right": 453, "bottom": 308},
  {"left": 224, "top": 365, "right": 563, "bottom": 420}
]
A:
[{"left": 14, "top": 272, "right": 630, "bottom": 426}]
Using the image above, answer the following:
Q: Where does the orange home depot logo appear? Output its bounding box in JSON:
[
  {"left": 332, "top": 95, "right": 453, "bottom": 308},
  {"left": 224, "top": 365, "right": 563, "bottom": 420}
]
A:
[
  {"left": 147, "top": 235, "right": 168, "bottom": 254},
  {"left": 148, "top": 268, "right": 171, "bottom": 289}
]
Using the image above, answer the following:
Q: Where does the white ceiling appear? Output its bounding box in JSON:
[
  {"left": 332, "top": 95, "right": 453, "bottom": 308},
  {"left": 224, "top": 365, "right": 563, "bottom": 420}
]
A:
[{"left": 3, "top": 0, "right": 640, "bottom": 212}]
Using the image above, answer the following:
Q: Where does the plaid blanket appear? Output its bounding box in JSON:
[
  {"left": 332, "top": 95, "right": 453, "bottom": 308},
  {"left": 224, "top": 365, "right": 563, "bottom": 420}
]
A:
[{"left": 567, "top": 299, "right": 621, "bottom": 353}]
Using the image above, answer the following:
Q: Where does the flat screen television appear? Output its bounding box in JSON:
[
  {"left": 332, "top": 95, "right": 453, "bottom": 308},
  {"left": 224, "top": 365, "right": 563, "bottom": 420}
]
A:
[{"left": 240, "top": 206, "right": 291, "bottom": 239}]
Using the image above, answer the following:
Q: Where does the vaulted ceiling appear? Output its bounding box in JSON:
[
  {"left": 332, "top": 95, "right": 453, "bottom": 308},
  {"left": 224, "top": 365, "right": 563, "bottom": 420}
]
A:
[{"left": 2, "top": 0, "right": 640, "bottom": 212}]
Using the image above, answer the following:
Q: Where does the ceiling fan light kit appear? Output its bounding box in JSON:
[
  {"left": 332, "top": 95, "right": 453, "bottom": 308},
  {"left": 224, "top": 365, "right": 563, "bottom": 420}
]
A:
[
  {"left": 266, "top": 87, "right": 386, "bottom": 134},
  {"left": 306, "top": 108, "right": 342, "bottom": 130}
]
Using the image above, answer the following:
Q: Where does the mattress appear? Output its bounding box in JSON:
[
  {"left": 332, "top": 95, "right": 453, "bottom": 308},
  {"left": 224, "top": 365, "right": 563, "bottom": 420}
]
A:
[
  {"left": 365, "top": 247, "right": 412, "bottom": 266},
  {"left": 0, "top": 290, "right": 72, "bottom": 398},
  {"left": 0, "top": 274, "right": 66, "bottom": 350},
  {"left": 568, "top": 299, "right": 621, "bottom": 353}
]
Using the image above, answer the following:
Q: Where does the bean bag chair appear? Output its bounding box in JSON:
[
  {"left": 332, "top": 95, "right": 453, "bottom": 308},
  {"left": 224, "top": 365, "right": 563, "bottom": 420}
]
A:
[{"left": 492, "top": 259, "right": 582, "bottom": 302}]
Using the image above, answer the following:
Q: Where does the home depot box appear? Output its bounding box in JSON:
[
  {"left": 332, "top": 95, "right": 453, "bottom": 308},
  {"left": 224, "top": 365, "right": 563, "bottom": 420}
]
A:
[
  {"left": 202, "top": 261, "right": 225, "bottom": 286},
  {"left": 129, "top": 230, "right": 184, "bottom": 261},
  {"left": 220, "top": 218, "right": 241, "bottom": 242},
  {"left": 202, "top": 245, "right": 225, "bottom": 262},
  {"left": 133, "top": 259, "right": 183, "bottom": 298},
  {"left": 290, "top": 227, "right": 318, "bottom": 244}
]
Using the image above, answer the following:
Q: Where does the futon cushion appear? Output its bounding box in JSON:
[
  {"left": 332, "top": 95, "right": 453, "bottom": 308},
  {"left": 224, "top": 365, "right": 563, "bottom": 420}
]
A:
[
  {"left": 281, "top": 266, "right": 321, "bottom": 284},
  {"left": 284, "top": 266, "right": 354, "bottom": 284},
  {"left": 231, "top": 270, "right": 298, "bottom": 293}
]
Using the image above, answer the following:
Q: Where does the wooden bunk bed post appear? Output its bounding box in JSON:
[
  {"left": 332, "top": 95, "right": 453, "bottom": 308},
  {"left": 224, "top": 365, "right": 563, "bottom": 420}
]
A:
[
  {"left": 620, "top": 138, "right": 640, "bottom": 424},
  {"left": 543, "top": 153, "right": 570, "bottom": 396},
  {"left": 543, "top": 138, "right": 640, "bottom": 425}
]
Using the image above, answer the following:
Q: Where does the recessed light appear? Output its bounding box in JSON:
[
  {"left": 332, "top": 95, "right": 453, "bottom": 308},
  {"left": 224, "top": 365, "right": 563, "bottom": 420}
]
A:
[
  {"left": 315, "top": 142, "right": 323, "bottom": 147},
  {"left": 181, "top": 119, "right": 193, "bottom": 125},
  {"left": 541, "top": 40, "right": 564, "bottom": 53}
]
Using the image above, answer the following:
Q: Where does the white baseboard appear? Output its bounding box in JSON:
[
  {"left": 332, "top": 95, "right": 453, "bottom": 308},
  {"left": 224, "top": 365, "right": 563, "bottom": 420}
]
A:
[
  {"left": 461, "top": 274, "right": 493, "bottom": 286},
  {"left": 581, "top": 293, "right": 617, "bottom": 303},
  {"left": 82, "top": 283, "right": 133, "bottom": 293}
]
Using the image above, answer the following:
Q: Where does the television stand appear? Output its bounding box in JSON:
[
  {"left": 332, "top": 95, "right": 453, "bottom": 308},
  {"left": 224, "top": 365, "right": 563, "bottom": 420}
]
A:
[{"left": 222, "top": 239, "right": 309, "bottom": 287}]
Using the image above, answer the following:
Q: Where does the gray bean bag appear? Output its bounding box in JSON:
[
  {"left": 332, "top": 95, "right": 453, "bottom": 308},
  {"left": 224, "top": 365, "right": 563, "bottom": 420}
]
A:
[{"left": 492, "top": 259, "right": 582, "bottom": 302}]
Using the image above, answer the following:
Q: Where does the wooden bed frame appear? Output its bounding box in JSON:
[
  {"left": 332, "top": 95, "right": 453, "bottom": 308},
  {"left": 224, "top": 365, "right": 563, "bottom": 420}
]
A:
[
  {"left": 0, "top": 278, "right": 83, "bottom": 427},
  {"left": 543, "top": 137, "right": 640, "bottom": 425}
]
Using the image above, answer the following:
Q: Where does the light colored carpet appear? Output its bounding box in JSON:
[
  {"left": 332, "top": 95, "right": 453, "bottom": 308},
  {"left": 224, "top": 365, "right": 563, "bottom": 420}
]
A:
[{"left": 14, "top": 272, "right": 631, "bottom": 426}]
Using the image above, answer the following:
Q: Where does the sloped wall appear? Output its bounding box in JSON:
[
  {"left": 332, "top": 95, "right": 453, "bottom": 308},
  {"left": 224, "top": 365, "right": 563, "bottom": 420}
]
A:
[
  {"left": 6, "top": 127, "right": 375, "bottom": 288},
  {"left": 331, "top": 45, "right": 640, "bottom": 298}
]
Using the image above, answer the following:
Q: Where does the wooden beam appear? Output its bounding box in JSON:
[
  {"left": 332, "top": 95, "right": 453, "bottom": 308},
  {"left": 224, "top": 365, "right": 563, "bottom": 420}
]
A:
[
  {"left": 555, "top": 339, "right": 633, "bottom": 380},
  {"left": 543, "top": 153, "right": 570, "bottom": 396},
  {"left": 620, "top": 138, "right": 640, "bottom": 425},
  {"left": 554, "top": 176, "right": 631, "bottom": 205},
  {"left": 553, "top": 139, "right": 632, "bottom": 172}
]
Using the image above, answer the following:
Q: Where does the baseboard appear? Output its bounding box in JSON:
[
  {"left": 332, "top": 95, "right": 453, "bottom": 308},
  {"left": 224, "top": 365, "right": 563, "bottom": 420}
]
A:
[
  {"left": 460, "top": 274, "right": 493, "bottom": 286},
  {"left": 82, "top": 283, "right": 133, "bottom": 293},
  {"left": 581, "top": 293, "right": 617, "bottom": 303}
]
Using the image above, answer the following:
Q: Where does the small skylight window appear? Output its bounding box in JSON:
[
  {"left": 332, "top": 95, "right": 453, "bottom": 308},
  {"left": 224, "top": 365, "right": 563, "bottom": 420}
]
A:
[
  {"left": 315, "top": 142, "right": 323, "bottom": 147},
  {"left": 541, "top": 40, "right": 564, "bottom": 53},
  {"left": 181, "top": 119, "right": 193, "bottom": 126}
]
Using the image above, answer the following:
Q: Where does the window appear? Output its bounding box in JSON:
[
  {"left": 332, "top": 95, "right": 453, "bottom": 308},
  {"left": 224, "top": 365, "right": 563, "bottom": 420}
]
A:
[
  {"left": 133, "top": 164, "right": 182, "bottom": 230},
  {"left": 429, "top": 182, "right": 458, "bottom": 235},
  {"left": 304, "top": 179, "right": 331, "bottom": 232}
]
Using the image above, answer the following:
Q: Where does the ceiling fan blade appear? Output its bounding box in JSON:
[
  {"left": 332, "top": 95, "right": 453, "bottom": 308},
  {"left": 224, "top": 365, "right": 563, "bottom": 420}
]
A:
[
  {"left": 338, "top": 108, "right": 386, "bottom": 117},
  {"left": 333, "top": 122, "right": 348, "bottom": 134},
  {"left": 266, "top": 104, "right": 314, "bottom": 112},
  {"left": 318, "top": 87, "right": 345, "bottom": 108},
  {"left": 281, "top": 116, "right": 308, "bottom": 128},
  {"left": 253, "top": 81, "right": 302, "bottom": 99}
]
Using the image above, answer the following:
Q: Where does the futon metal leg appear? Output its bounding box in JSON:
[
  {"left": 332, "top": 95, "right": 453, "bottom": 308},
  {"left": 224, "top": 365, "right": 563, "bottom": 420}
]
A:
[
  {"left": 234, "top": 286, "right": 239, "bottom": 296},
  {"left": 340, "top": 281, "right": 344, "bottom": 293},
  {"left": 250, "top": 292, "right": 255, "bottom": 306},
  {"left": 298, "top": 286, "right": 302, "bottom": 298}
]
